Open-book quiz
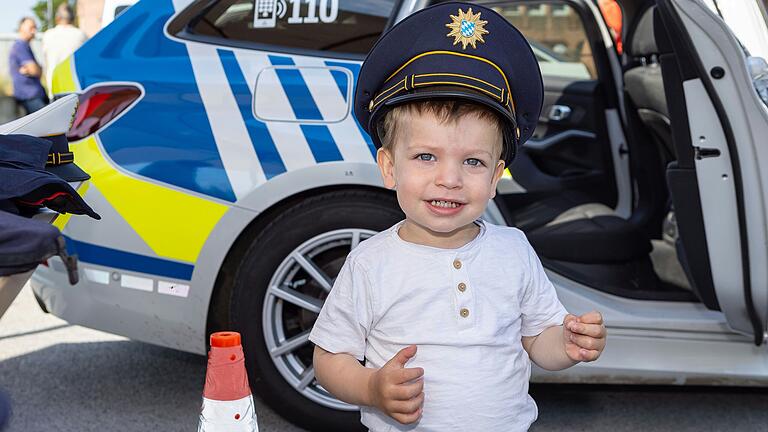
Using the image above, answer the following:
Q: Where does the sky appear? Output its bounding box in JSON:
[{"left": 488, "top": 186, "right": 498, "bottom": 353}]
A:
[{"left": 1, "top": 0, "right": 42, "bottom": 34}]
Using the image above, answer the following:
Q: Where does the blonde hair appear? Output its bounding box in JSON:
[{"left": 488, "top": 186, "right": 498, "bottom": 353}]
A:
[{"left": 378, "top": 100, "right": 504, "bottom": 159}]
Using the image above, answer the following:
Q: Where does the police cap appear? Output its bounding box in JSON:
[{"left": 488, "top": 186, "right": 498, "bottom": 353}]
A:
[{"left": 354, "top": 1, "right": 543, "bottom": 166}]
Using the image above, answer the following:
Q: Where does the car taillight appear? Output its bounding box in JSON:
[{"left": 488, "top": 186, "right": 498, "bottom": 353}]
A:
[{"left": 67, "top": 85, "right": 142, "bottom": 141}]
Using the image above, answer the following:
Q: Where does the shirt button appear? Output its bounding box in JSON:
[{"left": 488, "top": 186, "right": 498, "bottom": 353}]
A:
[
  {"left": 453, "top": 259, "right": 462, "bottom": 269},
  {"left": 458, "top": 282, "right": 467, "bottom": 292},
  {"left": 459, "top": 308, "right": 469, "bottom": 318}
]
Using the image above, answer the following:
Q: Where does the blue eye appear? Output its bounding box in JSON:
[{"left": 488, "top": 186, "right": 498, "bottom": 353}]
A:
[
  {"left": 465, "top": 158, "right": 485, "bottom": 167},
  {"left": 416, "top": 153, "right": 436, "bottom": 161}
]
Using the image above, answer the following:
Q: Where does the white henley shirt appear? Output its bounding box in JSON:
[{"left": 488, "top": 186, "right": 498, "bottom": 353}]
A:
[{"left": 309, "top": 219, "right": 568, "bottom": 431}]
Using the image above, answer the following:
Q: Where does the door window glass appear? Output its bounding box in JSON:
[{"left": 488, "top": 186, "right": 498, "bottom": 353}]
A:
[
  {"left": 186, "top": 0, "right": 396, "bottom": 55},
  {"left": 492, "top": 3, "right": 597, "bottom": 80}
]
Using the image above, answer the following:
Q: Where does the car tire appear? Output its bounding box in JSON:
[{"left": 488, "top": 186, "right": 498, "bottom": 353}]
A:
[{"left": 229, "top": 189, "right": 403, "bottom": 432}]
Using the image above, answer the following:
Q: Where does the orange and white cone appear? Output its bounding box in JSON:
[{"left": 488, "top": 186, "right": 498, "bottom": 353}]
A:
[{"left": 198, "top": 332, "right": 259, "bottom": 432}]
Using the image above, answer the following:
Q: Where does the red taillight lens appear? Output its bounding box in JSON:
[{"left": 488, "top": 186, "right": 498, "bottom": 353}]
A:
[{"left": 67, "top": 85, "right": 141, "bottom": 141}]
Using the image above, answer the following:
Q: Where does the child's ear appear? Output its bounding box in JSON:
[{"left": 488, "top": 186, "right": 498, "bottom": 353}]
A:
[
  {"left": 376, "top": 148, "right": 396, "bottom": 189},
  {"left": 489, "top": 160, "right": 505, "bottom": 199}
]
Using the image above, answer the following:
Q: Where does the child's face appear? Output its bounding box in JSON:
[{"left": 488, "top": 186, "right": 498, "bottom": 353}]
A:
[{"left": 377, "top": 109, "right": 505, "bottom": 243}]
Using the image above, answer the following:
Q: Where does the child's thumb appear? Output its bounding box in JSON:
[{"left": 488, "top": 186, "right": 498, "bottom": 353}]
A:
[{"left": 388, "top": 345, "right": 417, "bottom": 368}]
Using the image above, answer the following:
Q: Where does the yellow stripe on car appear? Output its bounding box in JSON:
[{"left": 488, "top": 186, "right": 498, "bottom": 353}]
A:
[
  {"left": 69, "top": 136, "right": 228, "bottom": 263},
  {"left": 51, "top": 56, "right": 78, "bottom": 94}
]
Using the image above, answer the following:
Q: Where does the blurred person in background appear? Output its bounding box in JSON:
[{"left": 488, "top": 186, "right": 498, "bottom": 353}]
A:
[
  {"left": 42, "top": 3, "right": 87, "bottom": 97},
  {"left": 8, "top": 17, "right": 48, "bottom": 114}
]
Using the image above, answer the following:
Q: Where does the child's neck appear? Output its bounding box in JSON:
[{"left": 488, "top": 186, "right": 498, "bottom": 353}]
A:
[{"left": 398, "top": 219, "right": 480, "bottom": 249}]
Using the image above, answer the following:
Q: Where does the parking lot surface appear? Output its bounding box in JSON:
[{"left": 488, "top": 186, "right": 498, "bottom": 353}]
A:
[{"left": 1, "top": 285, "right": 767, "bottom": 431}]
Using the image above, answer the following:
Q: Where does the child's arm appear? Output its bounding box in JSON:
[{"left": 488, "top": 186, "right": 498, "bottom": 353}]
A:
[
  {"left": 313, "top": 344, "right": 425, "bottom": 424},
  {"left": 522, "top": 311, "right": 606, "bottom": 371}
]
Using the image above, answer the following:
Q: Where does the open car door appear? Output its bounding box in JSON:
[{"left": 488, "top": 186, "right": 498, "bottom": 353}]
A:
[{"left": 656, "top": 0, "right": 768, "bottom": 344}]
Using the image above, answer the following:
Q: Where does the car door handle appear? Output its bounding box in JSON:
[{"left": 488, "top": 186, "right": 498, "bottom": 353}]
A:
[
  {"left": 694, "top": 146, "right": 721, "bottom": 159},
  {"left": 548, "top": 105, "right": 572, "bottom": 121}
]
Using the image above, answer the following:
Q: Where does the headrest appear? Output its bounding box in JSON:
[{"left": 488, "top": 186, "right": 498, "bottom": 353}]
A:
[{"left": 628, "top": 7, "right": 658, "bottom": 58}]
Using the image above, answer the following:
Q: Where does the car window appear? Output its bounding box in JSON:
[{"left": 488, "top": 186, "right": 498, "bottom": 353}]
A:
[
  {"left": 185, "top": 0, "right": 396, "bottom": 55},
  {"left": 491, "top": 3, "right": 597, "bottom": 80}
]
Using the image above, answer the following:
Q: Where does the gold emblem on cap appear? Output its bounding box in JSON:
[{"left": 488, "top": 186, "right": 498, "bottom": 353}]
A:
[{"left": 445, "top": 7, "right": 488, "bottom": 50}]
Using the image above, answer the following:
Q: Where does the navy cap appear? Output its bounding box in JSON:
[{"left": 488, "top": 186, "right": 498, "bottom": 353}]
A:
[
  {"left": 354, "top": 1, "right": 543, "bottom": 166},
  {"left": 0, "top": 134, "right": 100, "bottom": 220},
  {"left": 43, "top": 133, "right": 90, "bottom": 182}
]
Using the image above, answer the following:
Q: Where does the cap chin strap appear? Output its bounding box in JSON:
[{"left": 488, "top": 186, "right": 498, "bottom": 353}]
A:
[{"left": 46, "top": 152, "right": 75, "bottom": 166}]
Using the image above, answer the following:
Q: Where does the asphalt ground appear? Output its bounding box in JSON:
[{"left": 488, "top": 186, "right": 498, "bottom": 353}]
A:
[{"left": 1, "top": 284, "right": 767, "bottom": 431}]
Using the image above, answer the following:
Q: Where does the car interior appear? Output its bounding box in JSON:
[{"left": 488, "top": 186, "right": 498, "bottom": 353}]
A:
[{"left": 485, "top": 1, "right": 715, "bottom": 306}]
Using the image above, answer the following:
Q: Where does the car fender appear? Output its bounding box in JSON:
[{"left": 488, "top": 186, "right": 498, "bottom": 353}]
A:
[{"left": 189, "top": 162, "right": 386, "bottom": 353}]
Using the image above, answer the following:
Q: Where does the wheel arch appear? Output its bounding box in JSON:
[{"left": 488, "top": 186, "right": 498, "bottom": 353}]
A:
[{"left": 196, "top": 162, "right": 393, "bottom": 351}]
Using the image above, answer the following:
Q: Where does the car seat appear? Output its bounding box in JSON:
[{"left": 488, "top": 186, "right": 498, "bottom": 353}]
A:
[
  {"left": 499, "top": 5, "right": 706, "bottom": 299},
  {"left": 623, "top": 6, "right": 692, "bottom": 292},
  {"left": 624, "top": 6, "right": 675, "bottom": 169}
]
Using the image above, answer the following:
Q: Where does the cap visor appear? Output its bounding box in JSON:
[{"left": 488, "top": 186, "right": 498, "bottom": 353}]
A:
[{"left": 46, "top": 163, "right": 91, "bottom": 182}]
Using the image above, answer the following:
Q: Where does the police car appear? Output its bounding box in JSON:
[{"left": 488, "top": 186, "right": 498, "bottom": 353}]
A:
[{"left": 34, "top": 0, "right": 768, "bottom": 430}]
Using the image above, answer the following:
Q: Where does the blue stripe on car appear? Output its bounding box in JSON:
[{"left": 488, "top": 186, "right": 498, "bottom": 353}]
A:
[
  {"left": 73, "top": 0, "right": 236, "bottom": 202},
  {"left": 268, "top": 55, "right": 324, "bottom": 120},
  {"left": 328, "top": 69, "right": 348, "bottom": 102},
  {"left": 267, "top": 55, "right": 343, "bottom": 163},
  {"left": 64, "top": 236, "right": 194, "bottom": 281},
  {"left": 324, "top": 61, "right": 376, "bottom": 157},
  {"left": 300, "top": 124, "right": 343, "bottom": 162},
  {"left": 218, "top": 49, "right": 287, "bottom": 179}
]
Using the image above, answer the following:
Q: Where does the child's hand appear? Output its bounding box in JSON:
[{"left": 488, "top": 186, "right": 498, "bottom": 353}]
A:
[
  {"left": 563, "top": 311, "right": 606, "bottom": 362},
  {"left": 368, "top": 344, "right": 424, "bottom": 424}
]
